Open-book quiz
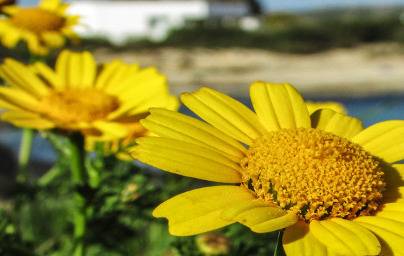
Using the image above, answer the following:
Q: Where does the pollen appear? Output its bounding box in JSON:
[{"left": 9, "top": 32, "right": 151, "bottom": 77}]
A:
[
  {"left": 240, "top": 128, "right": 385, "bottom": 222},
  {"left": 10, "top": 8, "right": 65, "bottom": 33},
  {"left": 37, "top": 89, "right": 120, "bottom": 124}
]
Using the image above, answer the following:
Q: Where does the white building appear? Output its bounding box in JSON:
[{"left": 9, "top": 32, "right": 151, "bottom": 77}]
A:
[{"left": 67, "top": 0, "right": 258, "bottom": 45}]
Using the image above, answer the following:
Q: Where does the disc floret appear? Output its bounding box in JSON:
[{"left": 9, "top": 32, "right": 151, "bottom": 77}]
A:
[
  {"left": 241, "top": 128, "right": 385, "bottom": 221},
  {"left": 10, "top": 8, "right": 65, "bottom": 33},
  {"left": 37, "top": 89, "right": 120, "bottom": 124}
]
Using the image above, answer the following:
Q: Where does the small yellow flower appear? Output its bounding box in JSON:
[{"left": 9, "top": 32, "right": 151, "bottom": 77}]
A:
[
  {"left": 121, "top": 183, "right": 140, "bottom": 202},
  {"left": 0, "top": 50, "right": 178, "bottom": 140},
  {"left": 0, "top": 0, "right": 79, "bottom": 55},
  {"left": 86, "top": 114, "right": 153, "bottom": 159},
  {"left": 196, "top": 232, "right": 231, "bottom": 255},
  {"left": 133, "top": 82, "right": 404, "bottom": 255},
  {"left": 306, "top": 101, "right": 347, "bottom": 115}
]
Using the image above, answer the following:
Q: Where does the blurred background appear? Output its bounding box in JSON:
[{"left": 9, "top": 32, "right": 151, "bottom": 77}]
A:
[{"left": 2, "top": 0, "right": 404, "bottom": 192}]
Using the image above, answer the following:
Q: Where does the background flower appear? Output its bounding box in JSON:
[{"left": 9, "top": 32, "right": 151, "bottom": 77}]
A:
[
  {"left": 133, "top": 81, "right": 404, "bottom": 256},
  {"left": 0, "top": 0, "right": 80, "bottom": 55},
  {"left": 0, "top": 50, "right": 178, "bottom": 140}
]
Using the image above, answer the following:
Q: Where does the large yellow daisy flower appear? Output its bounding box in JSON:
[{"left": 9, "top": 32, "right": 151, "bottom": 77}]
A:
[
  {"left": 0, "top": 50, "right": 179, "bottom": 140},
  {"left": 133, "top": 82, "right": 404, "bottom": 256},
  {"left": 0, "top": 0, "right": 79, "bottom": 56}
]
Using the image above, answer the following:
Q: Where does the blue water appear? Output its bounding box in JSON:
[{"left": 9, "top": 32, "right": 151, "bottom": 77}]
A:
[
  {"left": 335, "top": 96, "right": 404, "bottom": 128},
  {"left": 0, "top": 95, "right": 403, "bottom": 164}
]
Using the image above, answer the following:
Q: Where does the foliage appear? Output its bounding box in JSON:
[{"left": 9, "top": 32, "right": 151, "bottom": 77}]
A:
[
  {"left": 0, "top": 132, "right": 198, "bottom": 256},
  {"left": 75, "top": 7, "right": 404, "bottom": 54},
  {"left": 172, "top": 224, "right": 280, "bottom": 256}
]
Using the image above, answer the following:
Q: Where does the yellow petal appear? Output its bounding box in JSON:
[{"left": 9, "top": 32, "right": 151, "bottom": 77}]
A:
[
  {"left": 181, "top": 87, "right": 264, "bottom": 145},
  {"left": 354, "top": 216, "right": 404, "bottom": 256},
  {"left": 352, "top": 120, "right": 404, "bottom": 163},
  {"left": 94, "top": 60, "right": 126, "bottom": 90},
  {"left": 311, "top": 108, "right": 363, "bottom": 139},
  {"left": 140, "top": 108, "right": 246, "bottom": 162},
  {"left": 26, "top": 35, "right": 48, "bottom": 56},
  {"left": 249, "top": 213, "right": 297, "bottom": 233},
  {"left": 310, "top": 218, "right": 380, "bottom": 255},
  {"left": 109, "top": 73, "right": 168, "bottom": 116},
  {"left": 0, "top": 98, "right": 25, "bottom": 111},
  {"left": 306, "top": 101, "right": 347, "bottom": 115},
  {"left": 41, "top": 31, "right": 65, "bottom": 48},
  {"left": 158, "top": 95, "right": 180, "bottom": 111},
  {"left": 55, "top": 49, "right": 70, "bottom": 85},
  {"left": 105, "top": 68, "right": 168, "bottom": 116},
  {"left": 106, "top": 64, "right": 148, "bottom": 95},
  {"left": 250, "top": 81, "right": 311, "bottom": 132},
  {"left": 376, "top": 203, "right": 404, "bottom": 223},
  {"left": 59, "top": 51, "right": 96, "bottom": 89},
  {"left": 220, "top": 199, "right": 297, "bottom": 232},
  {"left": 80, "top": 51, "right": 96, "bottom": 88},
  {"left": 381, "top": 186, "right": 404, "bottom": 203},
  {"left": 220, "top": 199, "right": 269, "bottom": 220},
  {"left": 40, "top": 0, "right": 61, "bottom": 10},
  {"left": 92, "top": 121, "right": 129, "bottom": 140},
  {"left": 133, "top": 137, "right": 242, "bottom": 183},
  {"left": 33, "top": 62, "right": 64, "bottom": 90},
  {"left": 383, "top": 164, "right": 404, "bottom": 189},
  {"left": 0, "top": 59, "right": 49, "bottom": 97},
  {"left": 153, "top": 185, "right": 256, "bottom": 236},
  {"left": 1, "top": 5, "right": 20, "bottom": 15},
  {"left": 283, "top": 221, "right": 339, "bottom": 256},
  {"left": 124, "top": 94, "right": 179, "bottom": 116},
  {"left": 1, "top": 29, "right": 21, "bottom": 48},
  {"left": 0, "top": 86, "right": 39, "bottom": 110},
  {"left": 1, "top": 111, "right": 55, "bottom": 129}
]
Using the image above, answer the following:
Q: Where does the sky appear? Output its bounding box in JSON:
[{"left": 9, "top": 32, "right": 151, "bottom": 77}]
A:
[
  {"left": 19, "top": 0, "right": 404, "bottom": 11},
  {"left": 259, "top": 0, "right": 404, "bottom": 12}
]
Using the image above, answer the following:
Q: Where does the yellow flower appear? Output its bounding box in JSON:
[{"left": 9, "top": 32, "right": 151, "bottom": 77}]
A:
[
  {"left": 0, "top": 50, "right": 178, "bottom": 140},
  {"left": 306, "top": 101, "right": 347, "bottom": 115},
  {"left": 133, "top": 81, "right": 404, "bottom": 256},
  {"left": 0, "top": 0, "right": 79, "bottom": 55},
  {"left": 88, "top": 121, "right": 150, "bottom": 159}
]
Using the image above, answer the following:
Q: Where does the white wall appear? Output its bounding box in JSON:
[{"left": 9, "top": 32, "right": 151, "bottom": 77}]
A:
[{"left": 67, "top": 1, "right": 210, "bottom": 44}]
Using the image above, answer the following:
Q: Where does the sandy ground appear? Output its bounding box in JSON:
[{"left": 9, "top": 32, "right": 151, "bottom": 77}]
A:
[{"left": 93, "top": 43, "right": 404, "bottom": 98}]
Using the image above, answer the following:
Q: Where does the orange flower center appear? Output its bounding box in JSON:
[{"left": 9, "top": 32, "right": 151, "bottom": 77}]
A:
[
  {"left": 37, "top": 89, "right": 120, "bottom": 124},
  {"left": 240, "top": 128, "right": 385, "bottom": 222},
  {"left": 10, "top": 8, "right": 65, "bottom": 33}
]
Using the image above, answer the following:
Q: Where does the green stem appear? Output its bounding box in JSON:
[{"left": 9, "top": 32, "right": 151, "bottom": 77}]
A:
[
  {"left": 274, "top": 229, "right": 286, "bottom": 256},
  {"left": 67, "top": 132, "right": 87, "bottom": 256},
  {"left": 38, "top": 163, "right": 64, "bottom": 187},
  {"left": 16, "top": 53, "right": 47, "bottom": 184},
  {"left": 17, "top": 128, "right": 35, "bottom": 184}
]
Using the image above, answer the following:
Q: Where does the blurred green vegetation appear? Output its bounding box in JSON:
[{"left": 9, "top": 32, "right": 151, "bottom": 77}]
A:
[{"left": 71, "top": 7, "right": 404, "bottom": 54}]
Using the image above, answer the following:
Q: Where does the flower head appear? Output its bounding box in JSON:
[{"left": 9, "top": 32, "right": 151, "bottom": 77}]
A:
[
  {"left": 0, "top": 0, "right": 80, "bottom": 55},
  {"left": 0, "top": 50, "right": 178, "bottom": 140},
  {"left": 133, "top": 82, "right": 404, "bottom": 255}
]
